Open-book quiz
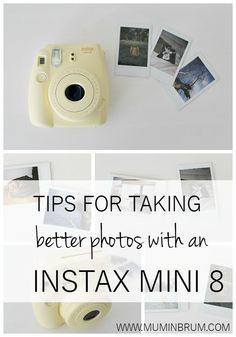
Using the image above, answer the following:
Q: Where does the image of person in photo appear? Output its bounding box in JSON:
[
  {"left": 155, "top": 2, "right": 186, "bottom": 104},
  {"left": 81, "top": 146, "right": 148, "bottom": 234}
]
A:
[
  {"left": 174, "top": 57, "right": 215, "bottom": 102},
  {"left": 4, "top": 166, "right": 40, "bottom": 204},
  {"left": 118, "top": 27, "right": 149, "bottom": 67},
  {"left": 151, "top": 29, "right": 188, "bottom": 76}
]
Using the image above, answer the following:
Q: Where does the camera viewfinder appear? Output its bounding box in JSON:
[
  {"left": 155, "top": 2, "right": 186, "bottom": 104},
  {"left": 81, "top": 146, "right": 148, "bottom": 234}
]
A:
[{"left": 38, "top": 56, "right": 45, "bottom": 65}]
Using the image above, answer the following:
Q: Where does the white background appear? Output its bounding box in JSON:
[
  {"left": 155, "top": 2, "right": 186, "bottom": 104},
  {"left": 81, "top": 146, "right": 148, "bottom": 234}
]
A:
[{"left": 4, "top": 3, "right": 232, "bottom": 150}]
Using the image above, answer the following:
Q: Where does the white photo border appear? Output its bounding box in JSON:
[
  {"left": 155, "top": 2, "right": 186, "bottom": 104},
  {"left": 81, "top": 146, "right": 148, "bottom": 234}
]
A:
[
  {"left": 145, "top": 300, "right": 189, "bottom": 314},
  {"left": 115, "top": 24, "right": 152, "bottom": 78},
  {"left": 166, "top": 52, "right": 219, "bottom": 110},
  {"left": 150, "top": 25, "right": 192, "bottom": 85},
  {"left": 3, "top": 162, "right": 51, "bottom": 205},
  {"left": 176, "top": 162, "right": 215, "bottom": 181},
  {"left": 4, "top": 162, "right": 51, "bottom": 181}
]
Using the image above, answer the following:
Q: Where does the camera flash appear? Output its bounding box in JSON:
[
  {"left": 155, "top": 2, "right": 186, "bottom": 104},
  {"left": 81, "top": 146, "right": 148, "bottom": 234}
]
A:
[{"left": 51, "top": 48, "right": 61, "bottom": 67}]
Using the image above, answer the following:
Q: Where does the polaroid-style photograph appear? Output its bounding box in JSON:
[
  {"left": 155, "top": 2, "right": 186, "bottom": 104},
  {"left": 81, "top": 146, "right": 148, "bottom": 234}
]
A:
[
  {"left": 3, "top": 162, "right": 51, "bottom": 205},
  {"left": 174, "top": 56, "right": 216, "bottom": 101},
  {"left": 177, "top": 163, "right": 215, "bottom": 209},
  {"left": 145, "top": 301, "right": 179, "bottom": 312},
  {"left": 43, "top": 188, "right": 91, "bottom": 231},
  {"left": 111, "top": 174, "right": 156, "bottom": 212},
  {"left": 115, "top": 25, "right": 151, "bottom": 77},
  {"left": 151, "top": 27, "right": 190, "bottom": 84},
  {"left": 204, "top": 264, "right": 232, "bottom": 312},
  {"left": 166, "top": 54, "right": 218, "bottom": 109},
  {"left": 145, "top": 284, "right": 189, "bottom": 313},
  {"left": 145, "top": 299, "right": 189, "bottom": 313}
]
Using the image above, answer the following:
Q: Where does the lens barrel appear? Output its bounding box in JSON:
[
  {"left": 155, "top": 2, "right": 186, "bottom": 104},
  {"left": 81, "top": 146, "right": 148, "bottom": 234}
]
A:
[
  {"left": 65, "top": 84, "right": 85, "bottom": 101},
  {"left": 83, "top": 310, "right": 100, "bottom": 321}
]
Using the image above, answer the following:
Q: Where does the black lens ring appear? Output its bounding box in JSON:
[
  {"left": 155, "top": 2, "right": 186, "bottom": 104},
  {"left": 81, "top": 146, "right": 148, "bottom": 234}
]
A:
[
  {"left": 65, "top": 84, "right": 85, "bottom": 101},
  {"left": 83, "top": 310, "right": 100, "bottom": 321}
]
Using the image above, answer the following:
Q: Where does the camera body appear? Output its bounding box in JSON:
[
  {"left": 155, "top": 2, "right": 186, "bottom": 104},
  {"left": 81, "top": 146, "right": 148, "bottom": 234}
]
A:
[
  {"left": 29, "top": 44, "right": 108, "bottom": 127},
  {"left": 32, "top": 302, "right": 112, "bottom": 330},
  {"left": 33, "top": 250, "right": 112, "bottom": 330}
]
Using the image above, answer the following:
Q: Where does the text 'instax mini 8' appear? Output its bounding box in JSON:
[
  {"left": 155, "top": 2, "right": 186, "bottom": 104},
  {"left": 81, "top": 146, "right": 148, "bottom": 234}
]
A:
[{"left": 29, "top": 44, "right": 108, "bottom": 127}]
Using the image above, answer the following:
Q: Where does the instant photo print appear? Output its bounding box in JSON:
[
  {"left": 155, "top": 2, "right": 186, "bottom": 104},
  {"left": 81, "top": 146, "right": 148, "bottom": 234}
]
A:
[
  {"left": 166, "top": 54, "right": 218, "bottom": 110},
  {"left": 151, "top": 27, "right": 191, "bottom": 84},
  {"left": 177, "top": 163, "right": 215, "bottom": 210},
  {"left": 111, "top": 174, "right": 157, "bottom": 212},
  {"left": 4, "top": 162, "right": 51, "bottom": 205},
  {"left": 43, "top": 188, "right": 91, "bottom": 231},
  {"left": 115, "top": 25, "right": 152, "bottom": 77},
  {"left": 144, "top": 277, "right": 189, "bottom": 313},
  {"left": 145, "top": 296, "right": 189, "bottom": 313}
]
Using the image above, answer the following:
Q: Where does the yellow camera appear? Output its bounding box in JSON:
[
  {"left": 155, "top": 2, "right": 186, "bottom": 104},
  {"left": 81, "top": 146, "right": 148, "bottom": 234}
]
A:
[
  {"left": 32, "top": 302, "right": 112, "bottom": 330},
  {"left": 32, "top": 250, "right": 112, "bottom": 330},
  {"left": 28, "top": 44, "right": 108, "bottom": 127}
]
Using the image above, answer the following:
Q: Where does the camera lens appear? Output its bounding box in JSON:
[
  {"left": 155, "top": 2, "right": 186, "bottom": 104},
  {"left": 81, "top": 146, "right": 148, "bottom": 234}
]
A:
[
  {"left": 83, "top": 310, "right": 100, "bottom": 321},
  {"left": 65, "top": 84, "right": 85, "bottom": 101}
]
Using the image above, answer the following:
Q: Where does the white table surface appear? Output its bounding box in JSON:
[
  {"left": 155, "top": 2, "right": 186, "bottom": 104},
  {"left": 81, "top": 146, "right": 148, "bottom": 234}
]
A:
[{"left": 4, "top": 3, "right": 232, "bottom": 150}]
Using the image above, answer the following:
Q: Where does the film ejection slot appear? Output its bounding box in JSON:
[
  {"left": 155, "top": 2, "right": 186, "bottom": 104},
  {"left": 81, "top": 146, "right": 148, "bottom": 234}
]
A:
[{"left": 51, "top": 48, "right": 61, "bottom": 67}]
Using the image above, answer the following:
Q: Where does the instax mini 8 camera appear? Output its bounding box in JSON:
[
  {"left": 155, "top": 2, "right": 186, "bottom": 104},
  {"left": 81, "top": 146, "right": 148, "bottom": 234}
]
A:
[
  {"left": 32, "top": 302, "right": 112, "bottom": 330},
  {"left": 32, "top": 250, "right": 112, "bottom": 330},
  {"left": 29, "top": 44, "right": 108, "bottom": 127}
]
